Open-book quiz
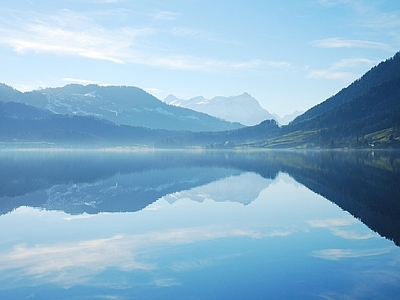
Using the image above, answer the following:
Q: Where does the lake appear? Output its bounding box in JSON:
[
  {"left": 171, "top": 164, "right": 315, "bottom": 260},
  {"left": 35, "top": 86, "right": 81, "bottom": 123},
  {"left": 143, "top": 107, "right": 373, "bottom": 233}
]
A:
[{"left": 0, "top": 149, "right": 399, "bottom": 299}]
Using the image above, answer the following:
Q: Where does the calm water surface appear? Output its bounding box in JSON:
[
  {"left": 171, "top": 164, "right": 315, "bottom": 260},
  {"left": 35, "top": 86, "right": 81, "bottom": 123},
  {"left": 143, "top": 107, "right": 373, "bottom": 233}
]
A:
[{"left": 0, "top": 149, "right": 399, "bottom": 299}]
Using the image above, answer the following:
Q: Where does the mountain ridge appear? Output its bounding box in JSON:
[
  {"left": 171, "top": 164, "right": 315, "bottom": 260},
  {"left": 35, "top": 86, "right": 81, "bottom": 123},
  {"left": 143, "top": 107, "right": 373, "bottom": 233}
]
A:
[{"left": 0, "top": 83, "right": 243, "bottom": 132}]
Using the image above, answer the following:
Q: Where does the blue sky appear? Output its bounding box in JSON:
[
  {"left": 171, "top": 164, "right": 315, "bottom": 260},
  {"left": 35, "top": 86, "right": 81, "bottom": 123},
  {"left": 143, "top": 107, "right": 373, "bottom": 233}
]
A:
[{"left": 0, "top": 0, "right": 399, "bottom": 116}]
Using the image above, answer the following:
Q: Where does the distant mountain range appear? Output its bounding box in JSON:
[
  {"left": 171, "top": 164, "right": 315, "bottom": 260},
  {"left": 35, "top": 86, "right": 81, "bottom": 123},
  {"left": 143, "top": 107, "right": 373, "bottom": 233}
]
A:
[
  {"left": 0, "top": 84, "right": 242, "bottom": 132},
  {"left": 163, "top": 93, "right": 301, "bottom": 125},
  {"left": 1, "top": 51, "right": 400, "bottom": 149}
]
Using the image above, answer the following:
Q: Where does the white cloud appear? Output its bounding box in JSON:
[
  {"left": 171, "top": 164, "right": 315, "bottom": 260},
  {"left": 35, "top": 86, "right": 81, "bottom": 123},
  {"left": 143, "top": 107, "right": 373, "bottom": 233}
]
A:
[
  {"left": 0, "top": 225, "right": 288, "bottom": 287},
  {"left": 170, "top": 27, "right": 213, "bottom": 40},
  {"left": 144, "top": 87, "right": 164, "bottom": 94},
  {"left": 0, "top": 234, "right": 153, "bottom": 287},
  {"left": 128, "top": 53, "right": 290, "bottom": 72},
  {"left": 330, "top": 228, "right": 378, "bottom": 240},
  {"left": 308, "top": 217, "right": 357, "bottom": 228},
  {"left": 312, "top": 247, "right": 393, "bottom": 260},
  {"left": 153, "top": 11, "right": 180, "bottom": 21},
  {"left": 63, "top": 77, "right": 98, "bottom": 85},
  {"left": 308, "top": 57, "right": 378, "bottom": 81},
  {"left": 311, "top": 38, "right": 392, "bottom": 51},
  {"left": 331, "top": 58, "right": 378, "bottom": 69},
  {"left": 308, "top": 70, "right": 357, "bottom": 81},
  {"left": 308, "top": 217, "right": 379, "bottom": 241},
  {"left": 0, "top": 10, "right": 154, "bottom": 64},
  {"left": 152, "top": 278, "right": 180, "bottom": 287}
]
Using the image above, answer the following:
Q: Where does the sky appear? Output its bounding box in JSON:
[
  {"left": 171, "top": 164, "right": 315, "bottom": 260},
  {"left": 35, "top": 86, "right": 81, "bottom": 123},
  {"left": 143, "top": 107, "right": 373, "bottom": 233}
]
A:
[{"left": 0, "top": 0, "right": 399, "bottom": 117}]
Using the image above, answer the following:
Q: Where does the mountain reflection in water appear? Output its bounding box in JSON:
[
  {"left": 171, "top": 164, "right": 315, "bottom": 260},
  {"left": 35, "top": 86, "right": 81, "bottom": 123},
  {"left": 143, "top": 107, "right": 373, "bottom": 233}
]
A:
[{"left": 1, "top": 149, "right": 399, "bottom": 245}]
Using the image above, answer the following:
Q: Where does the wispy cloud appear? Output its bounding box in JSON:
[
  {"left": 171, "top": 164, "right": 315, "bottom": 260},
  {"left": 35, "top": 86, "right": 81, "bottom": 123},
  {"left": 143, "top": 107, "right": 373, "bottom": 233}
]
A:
[
  {"left": 330, "top": 228, "right": 378, "bottom": 240},
  {"left": 308, "top": 217, "right": 357, "bottom": 228},
  {"left": 311, "top": 37, "right": 393, "bottom": 51},
  {"left": 170, "top": 26, "right": 214, "bottom": 40},
  {"left": 330, "top": 58, "right": 378, "bottom": 69},
  {"left": 308, "top": 57, "right": 377, "bottom": 81},
  {"left": 316, "top": 0, "right": 400, "bottom": 45},
  {"left": 0, "top": 9, "right": 154, "bottom": 64},
  {"left": 308, "top": 70, "right": 358, "bottom": 81},
  {"left": 362, "top": 12, "right": 400, "bottom": 29},
  {"left": 130, "top": 54, "right": 291, "bottom": 72},
  {"left": 143, "top": 87, "right": 165, "bottom": 95},
  {"left": 0, "top": 234, "right": 153, "bottom": 287},
  {"left": 0, "top": 225, "right": 286, "bottom": 287},
  {"left": 0, "top": 9, "right": 290, "bottom": 73},
  {"left": 153, "top": 11, "right": 180, "bottom": 21},
  {"left": 151, "top": 278, "right": 180, "bottom": 287},
  {"left": 170, "top": 253, "right": 241, "bottom": 272},
  {"left": 312, "top": 247, "right": 393, "bottom": 260},
  {"left": 308, "top": 217, "right": 379, "bottom": 240}
]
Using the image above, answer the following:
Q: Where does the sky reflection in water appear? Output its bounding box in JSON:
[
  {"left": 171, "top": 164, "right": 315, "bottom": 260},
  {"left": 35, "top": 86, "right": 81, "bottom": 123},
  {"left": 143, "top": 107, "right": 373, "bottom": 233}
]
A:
[{"left": 0, "top": 151, "right": 399, "bottom": 299}]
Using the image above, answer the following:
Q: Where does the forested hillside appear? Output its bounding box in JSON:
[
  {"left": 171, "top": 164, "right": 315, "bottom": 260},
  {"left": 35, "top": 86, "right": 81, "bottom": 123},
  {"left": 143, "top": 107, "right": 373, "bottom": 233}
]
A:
[
  {"left": 277, "top": 75, "right": 400, "bottom": 148},
  {"left": 292, "top": 52, "right": 400, "bottom": 124}
]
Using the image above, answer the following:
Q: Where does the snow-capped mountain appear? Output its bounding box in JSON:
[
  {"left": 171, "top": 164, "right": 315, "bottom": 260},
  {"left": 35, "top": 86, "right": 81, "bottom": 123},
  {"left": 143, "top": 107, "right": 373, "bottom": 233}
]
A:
[
  {"left": 164, "top": 93, "right": 302, "bottom": 125},
  {"left": 164, "top": 93, "right": 278, "bottom": 126}
]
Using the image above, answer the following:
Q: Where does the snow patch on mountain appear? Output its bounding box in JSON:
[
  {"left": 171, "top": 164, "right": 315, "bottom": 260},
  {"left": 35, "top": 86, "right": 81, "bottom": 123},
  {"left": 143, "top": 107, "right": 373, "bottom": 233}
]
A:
[
  {"left": 162, "top": 172, "right": 274, "bottom": 205},
  {"left": 164, "top": 93, "right": 276, "bottom": 126}
]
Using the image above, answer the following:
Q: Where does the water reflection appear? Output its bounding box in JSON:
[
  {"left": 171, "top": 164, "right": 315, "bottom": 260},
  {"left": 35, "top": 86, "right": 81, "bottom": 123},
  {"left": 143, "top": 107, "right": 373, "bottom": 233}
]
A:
[
  {"left": 1, "top": 149, "right": 399, "bottom": 245},
  {"left": 0, "top": 149, "right": 399, "bottom": 299}
]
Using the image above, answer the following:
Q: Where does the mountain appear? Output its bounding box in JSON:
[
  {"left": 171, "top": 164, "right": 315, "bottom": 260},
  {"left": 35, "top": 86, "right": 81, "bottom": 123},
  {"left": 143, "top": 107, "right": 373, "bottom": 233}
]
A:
[
  {"left": 164, "top": 93, "right": 277, "bottom": 126},
  {"left": 286, "top": 76, "right": 400, "bottom": 137},
  {"left": 292, "top": 52, "right": 400, "bottom": 125},
  {"left": 0, "top": 100, "right": 186, "bottom": 146},
  {"left": 0, "top": 100, "right": 52, "bottom": 119},
  {"left": 0, "top": 84, "right": 243, "bottom": 132},
  {"left": 264, "top": 52, "right": 400, "bottom": 149}
]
